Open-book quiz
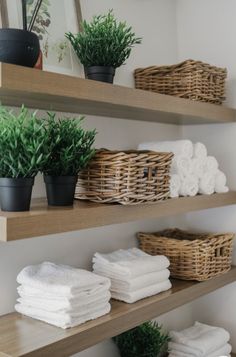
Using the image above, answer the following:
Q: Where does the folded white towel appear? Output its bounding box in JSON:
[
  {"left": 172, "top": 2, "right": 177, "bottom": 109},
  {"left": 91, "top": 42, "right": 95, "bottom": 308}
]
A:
[
  {"left": 171, "top": 156, "right": 192, "bottom": 178},
  {"left": 215, "top": 170, "right": 229, "bottom": 193},
  {"left": 191, "top": 157, "right": 206, "bottom": 179},
  {"left": 17, "top": 262, "right": 110, "bottom": 296},
  {"left": 93, "top": 269, "right": 170, "bottom": 292},
  {"left": 138, "top": 140, "right": 193, "bottom": 158},
  {"left": 179, "top": 175, "right": 198, "bottom": 197},
  {"left": 193, "top": 142, "right": 207, "bottom": 159},
  {"left": 17, "top": 291, "right": 111, "bottom": 313},
  {"left": 15, "top": 302, "right": 111, "bottom": 329},
  {"left": 170, "top": 174, "right": 181, "bottom": 198},
  {"left": 111, "top": 279, "right": 172, "bottom": 303},
  {"left": 199, "top": 173, "right": 215, "bottom": 195},
  {"left": 169, "top": 343, "right": 231, "bottom": 357},
  {"left": 93, "top": 248, "right": 170, "bottom": 279},
  {"left": 203, "top": 156, "right": 219, "bottom": 174},
  {"left": 170, "top": 321, "right": 230, "bottom": 356}
]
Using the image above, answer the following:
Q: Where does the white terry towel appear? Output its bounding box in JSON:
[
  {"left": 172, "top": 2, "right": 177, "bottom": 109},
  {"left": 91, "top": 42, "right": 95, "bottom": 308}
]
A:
[
  {"left": 138, "top": 140, "right": 193, "bottom": 158},
  {"left": 17, "top": 291, "right": 111, "bottom": 313},
  {"left": 15, "top": 302, "right": 111, "bottom": 329},
  {"left": 93, "top": 248, "right": 170, "bottom": 279},
  {"left": 111, "top": 279, "right": 172, "bottom": 303},
  {"left": 199, "top": 173, "right": 215, "bottom": 195},
  {"left": 193, "top": 142, "right": 207, "bottom": 159},
  {"left": 170, "top": 321, "right": 230, "bottom": 356},
  {"left": 203, "top": 156, "right": 219, "bottom": 174},
  {"left": 191, "top": 157, "right": 206, "bottom": 179},
  {"left": 179, "top": 175, "right": 198, "bottom": 197},
  {"left": 171, "top": 156, "right": 192, "bottom": 177},
  {"left": 170, "top": 174, "right": 181, "bottom": 198},
  {"left": 17, "top": 262, "right": 111, "bottom": 296},
  {"left": 94, "top": 269, "right": 170, "bottom": 292},
  {"left": 169, "top": 341, "right": 232, "bottom": 357},
  {"left": 215, "top": 170, "right": 229, "bottom": 193}
]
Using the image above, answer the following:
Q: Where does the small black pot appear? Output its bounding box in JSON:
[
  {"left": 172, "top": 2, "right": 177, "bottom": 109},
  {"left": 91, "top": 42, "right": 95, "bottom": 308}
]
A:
[
  {"left": 0, "top": 177, "right": 34, "bottom": 212},
  {"left": 84, "top": 66, "right": 115, "bottom": 83},
  {"left": 44, "top": 175, "right": 78, "bottom": 206},
  {"left": 0, "top": 29, "right": 40, "bottom": 67}
]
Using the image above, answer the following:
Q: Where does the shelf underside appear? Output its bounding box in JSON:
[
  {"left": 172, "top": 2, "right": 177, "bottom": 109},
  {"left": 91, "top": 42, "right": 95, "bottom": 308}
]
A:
[
  {"left": 0, "top": 63, "right": 235, "bottom": 125},
  {"left": 0, "top": 192, "right": 236, "bottom": 242},
  {"left": 0, "top": 269, "right": 235, "bottom": 357}
]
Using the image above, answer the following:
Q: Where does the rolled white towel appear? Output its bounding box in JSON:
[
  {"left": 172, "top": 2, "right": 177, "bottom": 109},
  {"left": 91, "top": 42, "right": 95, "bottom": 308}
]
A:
[
  {"left": 171, "top": 156, "right": 192, "bottom": 178},
  {"left": 193, "top": 142, "right": 207, "bottom": 159},
  {"left": 191, "top": 157, "right": 206, "bottom": 178},
  {"left": 199, "top": 173, "right": 215, "bottom": 195},
  {"left": 203, "top": 156, "right": 219, "bottom": 174},
  {"left": 138, "top": 140, "right": 193, "bottom": 158},
  {"left": 170, "top": 174, "right": 181, "bottom": 198},
  {"left": 215, "top": 170, "right": 229, "bottom": 193},
  {"left": 179, "top": 176, "right": 198, "bottom": 197}
]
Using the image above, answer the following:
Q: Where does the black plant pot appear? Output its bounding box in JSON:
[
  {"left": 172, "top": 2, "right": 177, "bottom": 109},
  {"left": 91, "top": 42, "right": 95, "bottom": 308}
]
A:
[
  {"left": 0, "top": 177, "right": 34, "bottom": 212},
  {"left": 84, "top": 66, "right": 115, "bottom": 83},
  {"left": 44, "top": 175, "right": 78, "bottom": 206},
  {"left": 0, "top": 29, "right": 40, "bottom": 67}
]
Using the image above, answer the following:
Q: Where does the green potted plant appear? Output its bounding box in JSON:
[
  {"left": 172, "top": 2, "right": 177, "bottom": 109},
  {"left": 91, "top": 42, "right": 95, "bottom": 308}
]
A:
[
  {"left": 113, "top": 321, "right": 170, "bottom": 357},
  {"left": 43, "top": 113, "right": 96, "bottom": 206},
  {"left": 66, "top": 10, "right": 141, "bottom": 83},
  {"left": 0, "top": 106, "right": 48, "bottom": 211}
]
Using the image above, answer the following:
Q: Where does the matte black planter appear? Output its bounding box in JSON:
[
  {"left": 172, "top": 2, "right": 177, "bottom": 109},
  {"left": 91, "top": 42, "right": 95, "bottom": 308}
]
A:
[
  {"left": 44, "top": 175, "right": 78, "bottom": 206},
  {"left": 0, "top": 177, "right": 34, "bottom": 212},
  {"left": 85, "top": 66, "right": 115, "bottom": 83},
  {"left": 0, "top": 29, "right": 40, "bottom": 67}
]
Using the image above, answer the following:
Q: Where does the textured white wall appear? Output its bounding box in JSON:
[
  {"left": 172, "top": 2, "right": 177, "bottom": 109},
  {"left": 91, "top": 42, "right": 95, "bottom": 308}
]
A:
[{"left": 177, "top": 0, "right": 236, "bottom": 350}]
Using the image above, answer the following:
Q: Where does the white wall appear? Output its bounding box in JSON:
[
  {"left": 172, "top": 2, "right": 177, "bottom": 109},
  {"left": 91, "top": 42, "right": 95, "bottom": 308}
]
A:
[
  {"left": 177, "top": 0, "right": 236, "bottom": 350},
  {"left": 0, "top": 2, "right": 194, "bottom": 357}
]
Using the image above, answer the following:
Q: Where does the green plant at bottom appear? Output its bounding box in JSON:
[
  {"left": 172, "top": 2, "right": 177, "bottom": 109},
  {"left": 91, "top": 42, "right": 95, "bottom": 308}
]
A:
[
  {"left": 113, "top": 321, "right": 170, "bottom": 357},
  {"left": 42, "top": 113, "right": 96, "bottom": 176},
  {"left": 0, "top": 106, "right": 48, "bottom": 178}
]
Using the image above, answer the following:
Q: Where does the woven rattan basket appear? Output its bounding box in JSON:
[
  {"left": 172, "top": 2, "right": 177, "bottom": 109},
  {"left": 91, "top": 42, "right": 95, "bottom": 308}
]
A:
[
  {"left": 138, "top": 228, "right": 234, "bottom": 281},
  {"left": 134, "top": 59, "right": 227, "bottom": 104},
  {"left": 75, "top": 150, "right": 173, "bottom": 205}
]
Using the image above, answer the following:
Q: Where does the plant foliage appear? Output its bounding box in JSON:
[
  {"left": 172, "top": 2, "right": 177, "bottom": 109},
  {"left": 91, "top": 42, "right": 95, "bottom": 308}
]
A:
[
  {"left": 43, "top": 113, "right": 96, "bottom": 176},
  {"left": 0, "top": 106, "right": 48, "bottom": 178},
  {"left": 66, "top": 10, "right": 142, "bottom": 68},
  {"left": 113, "top": 321, "right": 170, "bottom": 357}
]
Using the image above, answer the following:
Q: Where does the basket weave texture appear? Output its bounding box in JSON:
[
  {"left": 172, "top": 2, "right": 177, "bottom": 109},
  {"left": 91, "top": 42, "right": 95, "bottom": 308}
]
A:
[
  {"left": 75, "top": 150, "right": 173, "bottom": 205},
  {"left": 138, "top": 228, "right": 234, "bottom": 281},
  {"left": 134, "top": 59, "right": 227, "bottom": 104}
]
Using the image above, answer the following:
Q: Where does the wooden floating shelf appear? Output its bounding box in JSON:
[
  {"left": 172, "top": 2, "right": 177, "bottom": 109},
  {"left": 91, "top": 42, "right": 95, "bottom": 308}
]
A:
[
  {"left": 0, "top": 269, "right": 235, "bottom": 357},
  {"left": 0, "top": 192, "right": 236, "bottom": 242},
  {"left": 0, "top": 63, "right": 235, "bottom": 125}
]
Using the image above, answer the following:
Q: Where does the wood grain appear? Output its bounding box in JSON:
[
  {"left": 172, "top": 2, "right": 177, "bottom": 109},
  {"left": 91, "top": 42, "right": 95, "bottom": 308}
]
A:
[
  {"left": 0, "top": 192, "right": 236, "bottom": 242},
  {"left": 0, "top": 269, "right": 235, "bottom": 357},
  {"left": 0, "top": 63, "right": 235, "bottom": 125}
]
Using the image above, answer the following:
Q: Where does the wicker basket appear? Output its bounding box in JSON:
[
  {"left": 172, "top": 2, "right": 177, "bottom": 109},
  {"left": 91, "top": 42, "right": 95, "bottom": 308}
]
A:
[
  {"left": 134, "top": 59, "right": 227, "bottom": 104},
  {"left": 75, "top": 150, "right": 173, "bottom": 205},
  {"left": 138, "top": 228, "right": 234, "bottom": 281}
]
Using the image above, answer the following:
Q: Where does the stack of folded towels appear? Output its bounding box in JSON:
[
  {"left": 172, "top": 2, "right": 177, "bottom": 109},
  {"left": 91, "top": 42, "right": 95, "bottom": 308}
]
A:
[
  {"left": 15, "top": 261, "right": 111, "bottom": 329},
  {"left": 169, "top": 321, "right": 232, "bottom": 357},
  {"left": 138, "top": 140, "right": 229, "bottom": 197},
  {"left": 93, "top": 247, "right": 171, "bottom": 303}
]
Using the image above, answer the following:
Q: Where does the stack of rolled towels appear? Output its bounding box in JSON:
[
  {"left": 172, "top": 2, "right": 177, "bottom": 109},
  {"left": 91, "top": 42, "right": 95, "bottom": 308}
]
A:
[
  {"left": 93, "top": 247, "right": 171, "bottom": 303},
  {"left": 169, "top": 321, "right": 232, "bottom": 357},
  {"left": 15, "top": 261, "right": 111, "bottom": 329},
  {"left": 138, "top": 140, "right": 229, "bottom": 197}
]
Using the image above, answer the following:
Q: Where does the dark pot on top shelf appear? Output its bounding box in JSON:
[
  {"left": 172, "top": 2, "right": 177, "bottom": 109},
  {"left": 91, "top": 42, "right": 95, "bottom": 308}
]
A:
[
  {"left": 44, "top": 175, "right": 78, "bottom": 206},
  {"left": 84, "top": 66, "right": 115, "bottom": 83},
  {"left": 0, "top": 177, "right": 34, "bottom": 212},
  {"left": 0, "top": 29, "right": 40, "bottom": 67}
]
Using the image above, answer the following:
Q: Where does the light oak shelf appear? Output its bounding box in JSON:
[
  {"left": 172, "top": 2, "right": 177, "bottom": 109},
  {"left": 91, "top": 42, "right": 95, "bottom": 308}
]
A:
[
  {"left": 0, "top": 269, "right": 235, "bottom": 357},
  {"left": 0, "top": 63, "right": 235, "bottom": 125},
  {"left": 0, "top": 192, "right": 236, "bottom": 242}
]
